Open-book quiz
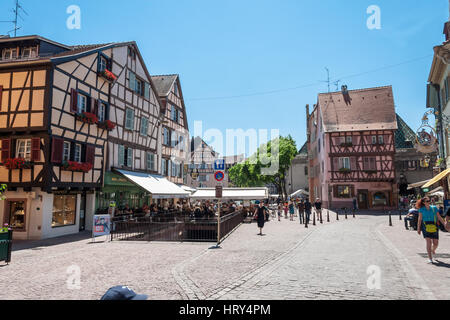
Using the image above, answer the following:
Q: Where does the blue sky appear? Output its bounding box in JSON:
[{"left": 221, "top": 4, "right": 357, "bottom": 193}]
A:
[{"left": 0, "top": 0, "right": 448, "bottom": 156}]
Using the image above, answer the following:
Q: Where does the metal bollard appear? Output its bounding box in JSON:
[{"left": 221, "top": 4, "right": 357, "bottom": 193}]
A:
[
  {"left": 353, "top": 209, "right": 355, "bottom": 218},
  {"left": 336, "top": 210, "right": 339, "bottom": 221},
  {"left": 389, "top": 211, "right": 393, "bottom": 226},
  {"left": 399, "top": 210, "right": 402, "bottom": 221},
  {"left": 313, "top": 211, "right": 316, "bottom": 226},
  {"left": 327, "top": 210, "right": 330, "bottom": 223},
  {"left": 345, "top": 208, "right": 348, "bottom": 220},
  {"left": 305, "top": 213, "right": 309, "bottom": 228},
  {"left": 320, "top": 210, "right": 323, "bottom": 224}
]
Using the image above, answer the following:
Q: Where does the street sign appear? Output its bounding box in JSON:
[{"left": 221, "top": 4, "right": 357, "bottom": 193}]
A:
[
  {"left": 214, "top": 171, "right": 225, "bottom": 182},
  {"left": 216, "top": 186, "right": 223, "bottom": 198},
  {"left": 214, "top": 159, "right": 225, "bottom": 171}
]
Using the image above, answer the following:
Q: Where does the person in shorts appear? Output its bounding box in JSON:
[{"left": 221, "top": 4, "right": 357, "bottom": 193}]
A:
[{"left": 417, "top": 197, "right": 449, "bottom": 263}]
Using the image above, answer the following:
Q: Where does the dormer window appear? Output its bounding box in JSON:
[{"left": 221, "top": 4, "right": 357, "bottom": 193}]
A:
[
  {"left": 2, "top": 48, "right": 17, "bottom": 60},
  {"left": 99, "top": 56, "right": 108, "bottom": 73},
  {"left": 22, "top": 47, "right": 38, "bottom": 59}
]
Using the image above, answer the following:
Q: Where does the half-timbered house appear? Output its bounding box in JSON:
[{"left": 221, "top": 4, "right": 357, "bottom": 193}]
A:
[
  {"left": 0, "top": 36, "right": 112, "bottom": 239},
  {"left": 151, "top": 74, "right": 189, "bottom": 185},
  {"left": 306, "top": 86, "right": 398, "bottom": 210}
]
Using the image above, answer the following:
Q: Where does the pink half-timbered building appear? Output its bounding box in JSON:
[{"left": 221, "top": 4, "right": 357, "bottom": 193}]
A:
[{"left": 307, "top": 86, "right": 398, "bottom": 210}]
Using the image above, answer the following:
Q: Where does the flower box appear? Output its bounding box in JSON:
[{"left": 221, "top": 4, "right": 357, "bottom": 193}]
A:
[
  {"left": 98, "top": 120, "right": 116, "bottom": 131},
  {"left": 340, "top": 143, "right": 353, "bottom": 148},
  {"left": 339, "top": 168, "right": 351, "bottom": 174},
  {"left": 364, "top": 170, "right": 377, "bottom": 175},
  {"left": 1, "top": 158, "right": 33, "bottom": 170},
  {"left": 76, "top": 112, "right": 99, "bottom": 125},
  {"left": 99, "top": 69, "right": 117, "bottom": 82},
  {"left": 62, "top": 161, "right": 93, "bottom": 173}
]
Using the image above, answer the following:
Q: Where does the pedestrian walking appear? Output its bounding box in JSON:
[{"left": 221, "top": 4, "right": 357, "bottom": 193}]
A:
[
  {"left": 416, "top": 197, "right": 449, "bottom": 263},
  {"left": 298, "top": 199, "right": 305, "bottom": 224},
  {"left": 314, "top": 198, "right": 323, "bottom": 223},
  {"left": 277, "top": 204, "right": 282, "bottom": 222},
  {"left": 304, "top": 199, "right": 312, "bottom": 224},
  {"left": 254, "top": 201, "right": 268, "bottom": 236},
  {"left": 284, "top": 203, "right": 288, "bottom": 219},
  {"left": 353, "top": 197, "right": 358, "bottom": 211},
  {"left": 289, "top": 201, "right": 295, "bottom": 221}
]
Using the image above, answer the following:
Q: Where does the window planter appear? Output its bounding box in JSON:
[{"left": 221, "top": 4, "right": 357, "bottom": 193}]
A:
[
  {"left": 1, "top": 158, "right": 33, "bottom": 170},
  {"left": 339, "top": 168, "right": 351, "bottom": 174},
  {"left": 99, "top": 69, "right": 117, "bottom": 82},
  {"left": 340, "top": 143, "right": 353, "bottom": 148},
  {"left": 98, "top": 120, "right": 116, "bottom": 131},
  {"left": 76, "top": 112, "right": 99, "bottom": 125},
  {"left": 62, "top": 161, "right": 93, "bottom": 173},
  {"left": 364, "top": 170, "right": 377, "bottom": 175}
]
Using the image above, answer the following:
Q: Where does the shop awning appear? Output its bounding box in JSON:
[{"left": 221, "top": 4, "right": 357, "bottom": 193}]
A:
[
  {"left": 427, "top": 186, "right": 444, "bottom": 196},
  {"left": 290, "top": 189, "right": 309, "bottom": 198},
  {"left": 115, "top": 169, "right": 190, "bottom": 199},
  {"left": 422, "top": 168, "right": 450, "bottom": 189},
  {"left": 190, "top": 188, "right": 269, "bottom": 200},
  {"left": 407, "top": 179, "right": 430, "bottom": 190},
  {"left": 179, "top": 185, "right": 197, "bottom": 193}
]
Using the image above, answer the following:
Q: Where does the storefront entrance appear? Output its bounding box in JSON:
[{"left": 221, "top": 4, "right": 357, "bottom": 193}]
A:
[
  {"left": 3, "top": 199, "right": 27, "bottom": 232},
  {"left": 358, "top": 190, "right": 369, "bottom": 210}
]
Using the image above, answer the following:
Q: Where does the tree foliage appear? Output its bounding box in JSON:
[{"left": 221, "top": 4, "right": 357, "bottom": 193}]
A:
[{"left": 229, "top": 136, "right": 297, "bottom": 199}]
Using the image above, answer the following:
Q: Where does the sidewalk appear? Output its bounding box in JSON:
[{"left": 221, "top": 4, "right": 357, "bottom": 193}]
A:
[{"left": 377, "top": 216, "right": 450, "bottom": 299}]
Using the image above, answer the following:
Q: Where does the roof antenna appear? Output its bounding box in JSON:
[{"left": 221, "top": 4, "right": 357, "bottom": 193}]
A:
[
  {"left": 319, "top": 67, "right": 331, "bottom": 93},
  {"left": 0, "top": 0, "right": 28, "bottom": 37}
]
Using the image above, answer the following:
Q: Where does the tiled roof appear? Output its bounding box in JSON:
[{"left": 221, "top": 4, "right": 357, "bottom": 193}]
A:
[
  {"left": 298, "top": 142, "right": 308, "bottom": 155},
  {"left": 151, "top": 75, "right": 178, "bottom": 97},
  {"left": 318, "top": 86, "right": 398, "bottom": 133},
  {"left": 395, "top": 114, "right": 417, "bottom": 149}
]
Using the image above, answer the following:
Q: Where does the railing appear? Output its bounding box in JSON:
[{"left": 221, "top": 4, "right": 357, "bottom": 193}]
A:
[
  {"left": 0, "top": 231, "right": 13, "bottom": 264},
  {"left": 111, "top": 211, "right": 245, "bottom": 243}
]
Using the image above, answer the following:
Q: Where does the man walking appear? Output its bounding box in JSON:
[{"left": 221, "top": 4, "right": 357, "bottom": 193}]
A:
[
  {"left": 298, "top": 199, "right": 305, "bottom": 224},
  {"left": 304, "top": 199, "right": 312, "bottom": 224},
  {"left": 314, "top": 198, "right": 323, "bottom": 223}
]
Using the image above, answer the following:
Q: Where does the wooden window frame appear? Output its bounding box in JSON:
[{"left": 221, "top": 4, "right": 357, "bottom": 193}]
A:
[
  {"left": 77, "top": 92, "right": 88, "bottom": 114},
  {"left": 74, "top": 144, "right": 82, "bottom": 163},
  {"left": 16, "top": 139, "right": 32, "bottom": 161}
]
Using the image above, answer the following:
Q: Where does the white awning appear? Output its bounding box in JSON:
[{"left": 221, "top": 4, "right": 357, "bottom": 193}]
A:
[
  {"left": 179, "top": 185, "right": 197, "bottom": 193},
  {"left": 116, "top": 169, "right": 190, "bottom": 199},
  {"left": 190, "top": 188, "right": 269, "bottom": 200},
  {"left": 407, "top": 179, "right": 430, "bottom": 190}
]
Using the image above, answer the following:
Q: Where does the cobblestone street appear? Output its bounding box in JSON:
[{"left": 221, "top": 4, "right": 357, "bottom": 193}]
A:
[{"left": 1, "top": 211, "right": 449, "bottom": 300}]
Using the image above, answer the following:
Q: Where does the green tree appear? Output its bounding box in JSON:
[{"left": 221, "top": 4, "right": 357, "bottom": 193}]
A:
[{"left": 229, "top": 136, "right": 297, "bottom": 199}]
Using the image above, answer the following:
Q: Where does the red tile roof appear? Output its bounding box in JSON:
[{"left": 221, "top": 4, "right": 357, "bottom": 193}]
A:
[{"left": 318, "top": 86, "right": 398, "bottom": 133}]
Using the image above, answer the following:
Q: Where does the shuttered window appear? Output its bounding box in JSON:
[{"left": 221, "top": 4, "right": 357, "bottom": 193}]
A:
[
  {"left": 140, "top": 117, "right": 148, "bottom": 136},
  {"left": 31, "top": 138, "right": 41, "bottom": 162},
  {"left": 86, "top": 145, "right": 95, "bottom": 165},
  {"left": 51, "top": 137, "right": 64, "bottom": 163},
  {"left": 70, "top": 89, "right": 78, "bottom": 113},
  {"left": 147, "top": 153, "right": 155, "bottom": 171},
  {"left": 0, "top": 86, "right": 3, "bottom": 110},
  {"left": 1, "top": 139, "right": 11, "bottom": 162},
  {"left": 63, "top": 142, "right": 71, "bottom": 161},
  {"left": 129, "top": 71, "right": 136, "bottom": 91},
  {"left": 127, "top": 148, "right": 133, "bottom": 167},
  {"left": 118, "top": 145, "right": 124, "bottom": 166},
  {"left": 144, "top": 82, "right": 150, "bottom": 100},
  {"left": 125, "top": 108, "right": 135, "bottom": 130}
]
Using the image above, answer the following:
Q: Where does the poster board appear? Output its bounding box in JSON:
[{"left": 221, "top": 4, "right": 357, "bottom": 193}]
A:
[{"left": 93, "top": 215, "right": 111, "bottom": 238}]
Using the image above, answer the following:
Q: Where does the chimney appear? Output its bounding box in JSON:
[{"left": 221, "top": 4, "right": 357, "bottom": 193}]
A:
[
  {"left": 444, "top": 0, "right": 450, "bottom": 41},
  {"left": 341, "top": 85, "right": 352, "bottom": 106}
]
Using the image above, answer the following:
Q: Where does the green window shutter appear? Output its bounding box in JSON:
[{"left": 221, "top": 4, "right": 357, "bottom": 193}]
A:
[
  {"left": 144, "top": 82, "right": 150, "bottom": 99},
  {"left": 129, "top": 71, "right": 136, "bottom": 91},
  {"left": 127, "top": 148, "right": 133, "bottom": 167},
  {"left": 126, "top": 109, "right": 135, "bottom": 130},
  {"left": 141, "top": 118, "right": 148, "bottom": 136},
  {"left": 118, "top": 145, "right": 124, "bottom": 166}
]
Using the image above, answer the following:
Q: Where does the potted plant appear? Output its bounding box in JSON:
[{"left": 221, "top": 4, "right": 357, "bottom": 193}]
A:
[
  {"left": 99, "top": 69, "right": 117, "bottom": 82},
  {"left": 340, "top": 142, "right": 353, "bottom": 148},
  {"left": 76, "top": 112, "right": 99, "bottom": 125},
  {"left": 62, "top": 161, "right": 93, "bottom": 173},
  {"left": 98, "top": 120, "right": 116, "bottom": 131},
  {"left": 2, "top": 158, "right": 33, "bottom": 170},
  {"left": 339, "top": 168, "right": 351, "bottom": 174}
]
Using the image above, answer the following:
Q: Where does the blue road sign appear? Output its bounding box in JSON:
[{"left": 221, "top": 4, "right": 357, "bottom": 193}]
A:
[{"left": 214, "top": 159, "right": 225, "bottom": 171}]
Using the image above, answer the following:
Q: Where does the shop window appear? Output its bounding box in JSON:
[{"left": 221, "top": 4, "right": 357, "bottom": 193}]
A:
[
  {"left": 372, "top": 192, "right": 387, "bottom": 206},
  {"left": 8, "top": 201, "right": 26, "bottom": 231},
  {"left": 52, "top": 194, "right": 76, "bottom": 228},
  {"left": 337, "top": 186, "right": 351, "bottom": 198}
]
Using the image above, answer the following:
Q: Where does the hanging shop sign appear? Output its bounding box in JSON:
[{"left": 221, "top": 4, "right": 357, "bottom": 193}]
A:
[{"left": 415, "top": 125, "right": 438, "bottom": 154}]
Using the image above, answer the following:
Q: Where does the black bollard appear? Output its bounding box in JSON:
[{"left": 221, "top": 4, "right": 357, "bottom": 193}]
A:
[
  {"left": 327, "top": 210, "right": 330, "bottom": 223},
  {"left": 353, "top": 209, "right": 356, "bottom": 218},
  {"left": 320, "top": 210, "right": 323, "bottom": 224},
  {"left": 389, "top": 211, "right": 393, "bottom": 226},
  {"left": 305, "top": 213, "right": 308, "bottom": 228},
  {"left": 336, "top": 210, "right": 339, "bottom": 221},
  {"left": 345, "top": 208, "right": 348, "bottom": 220},
  {"left": 313, "top": 211, "right": 316, "bottom": 226},
  {"left": 399, "top": 210, "right": 402, "bottom": 221}
]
